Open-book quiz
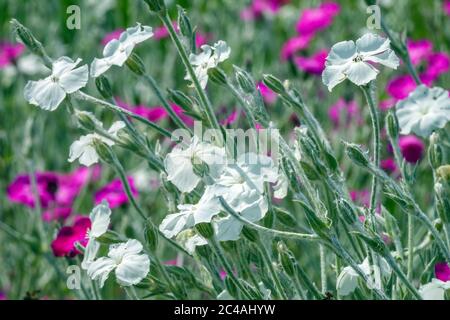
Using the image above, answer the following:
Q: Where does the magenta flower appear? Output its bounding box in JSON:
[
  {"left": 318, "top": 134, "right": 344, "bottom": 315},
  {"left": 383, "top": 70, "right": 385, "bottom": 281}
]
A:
[
  {"left": 328, "top": 98, "right": 360, "bottom": 128},
  {"left": 7, "top": 172, "right": 59, "bottom": 208},
  {"left": 219, "top": 109, "right": 239, "bottom": 126},
  {"left": 296, "top": 2, "right": 340, "bottom": 35},
  {"left": 241, "top": 0, "right": 289, "bottom": 20},
  {"left": 435, "top": 262, "right": 450, "bottom": 282},
  {"left": 350, "top": 189, "right": 370, "bottom": 208},
  {"left": 164, "top": 259, "right": 178, "bottom": 266},
  {"left": 257, "top": 81, "right": 277, "bottom": 104},
  {"left": 51, "top": 216, "right": 91, "bottom": 257},
  {"left": 280, "top": 34, "right": 313, "bottom": 60},
  {"left": 407, "top": 39, "right": 433, "bottom": 65},
  {"left": 294, "top": 49, "right": 327, "bottom": 75},
  {"left": 42, "top": 207, "right": 72, "bottom": 222},
  {"left": 444, "top": 0, "right": 450, "bottom": 16},
  {"left": 386, "top": 75, "right": 417, "bottom": 100},
  {"left": 424, "top": 52, "right": 450, "bottom": 80},
  {"left": 379, "top": 98, "right": 397, "bottom": 111},
  {"left": 381, "top": 158, "right": 397, "bottom": 174},
  {"left": 0, "top": 42, "right": 24, "bottom": 68},
  {"left": 398, "top": 135, "right": 424, "bottom": 163},
  {"left": 101, "top": 29, "right": 124, "bottom": 46},
  {"left": 94, "top": 177, "right": 137, "bottom": 208}
]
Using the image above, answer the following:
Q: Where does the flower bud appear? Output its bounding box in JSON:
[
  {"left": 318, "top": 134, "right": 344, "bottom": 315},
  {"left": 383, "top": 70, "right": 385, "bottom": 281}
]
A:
[
  {"left": 337, "top": 198, "right": 357, "bottom": 225},
  {"left": 96, "top": 230, "right": 123, "bottom": 244},
  {"left": 277, "top": 242, "right": 296, "bottom": 277},
  {"left": 126, "top": 53, "right": 146, "bottom": 76},
  {"left": 344, "top": 142, "right": 370, "bottom": 168},
  {"left": 235, "top": 67, "right": 255, "bottom": 94},
  {"left": 386, "top": 110, "right": 399, "bottom": 139},
  {"left": 436, "top": 165, "right": 450, "bottom": 182},
  {"left": 144, "top": 221, "right": 159, "bottom": 252},
  {"left": 93, "top": 139, "right": 115, "bottom": 164},
  {"left": 95, "top": 75, "right": 113, "bottom": 99},
  {"left": 177, "top": 6, "right": 193, "bottom": 39},
  {"left": 428, "top": 144, "right": 443, "bottom": 170},
  {"left": 195, "top": 223, "right": 214, "bottom": 239},
  {"left": 208, "top": 68, "right": 227, "bottom": 86},
  {"left": 262, "top": 74, "right": 285, "bottom": 95},
  {"left": 75, "top": 110, "right": 100, "bottom": 131},
  {"left": 11, "top": 19, "right": 50, "bottom": 65},
  {"left": 167, "top": 89, "right": 194, "bottom": 111},
  {"left": 297, "top": 200, "right": 330, "bottom": 239},
  {"left": 242, "top": 226, "right": 259, "bottom": 242},
  {"left": 143, "top": 0, "right": 166, "bottom": 13},
  {"left": 116, "top": 130, "right": 144, "bottom": 155}
]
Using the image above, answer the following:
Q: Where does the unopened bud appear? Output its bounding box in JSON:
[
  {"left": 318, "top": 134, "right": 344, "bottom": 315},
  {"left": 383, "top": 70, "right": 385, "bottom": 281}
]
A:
[
  {"left": 337, "top": 199, "right": 357, "bottom": 225},
  {"left": 386, "top": 110, "right": 399, "bottom": 139},
  {"left": 93, "top": 139, "right": 115, "bottom": 164},
  {"left": 96, "top": 230, "right": 123, "bottom": 244},
  {"left": 224, "top": 277, "right": 239, "bottom": 298},
  {"left": 143, "top": 0, "right": 166, "bottom": 13},
  {"left": 235, "top": 67, "right": 255, "bottom": 94},
  {"left": 75, "top": 110, "right": 100, "bottom": 131},
  {"left": 344, "top": 142, "right": 370, "bottom": 168},
  {"left": 262, "top": 74, "right": 285, "bottom": 95},
  {"left": 126, "top": 53, "right": 146, "bottom": 76},
  {"left": 95, "top": 75, "right": 113, "bottom": 99},
  {"left": 277, "top": 242, "right": 296, "bottom": 277},
  {"left": 177, "top": 6, "right": 193, "bottom": 39},
  {"left": 208, "top": 68, "right": 227, "bottom": 86},
  {"left": 167, "top": 89, "right": 194, "bottom": 111},
  {"left": 428, "top": 144, "right": 443, "bottom": 169},
  {"left": 297, "top": 200, "right": 330, "bottom": 239},
  {"left": 145, "top": 221, "right": 159, "bottom": 252}
]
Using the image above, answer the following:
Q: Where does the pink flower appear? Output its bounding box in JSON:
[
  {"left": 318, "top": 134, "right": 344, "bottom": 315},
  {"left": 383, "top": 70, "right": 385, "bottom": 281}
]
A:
[
  {"left": 386, "top": 75, "right": 417, "bottom": 100},
  {"left": 101, "top": 29, "right": 124, "bottom": 46},
  {"left": 195, "top": 33, "right": 210, "bottom": 48},
  {"left": 435, "top": 262, "right": 450, "bottom": 282},
  {"left": 328, "top": 98, "right": 360, "bottom": 127},
  {"left": 398, "top": 135, "right": 424, "bottom": 163},
  {"left": 164, "top": 259, "right": 178, "bottom": 266},
  {"left": 116, "top": 97, "right": 168, "bottom": 122},
  {"left": 257, "top": 81, "right": 277, "bottom": 104},
  {"left": 0, "top": 42, "right": 24, "bottom": 68},
  {"left": 280, "top": 34, "right": 313, "bottom": 60},
  {"left": 424, "top": 52, "right": 450, "bottom": 80},
  {"left": 42, "top": 207, "right": 72, "bottom": 222},
  {"left": 296, "top": 2, "right": 340, "bottom": 35},
  {"left": 294, "top": 49, "right": 327, "bottom": 75},
  {"left": 407, "top": 39, "right": 433, "bottom": 65},
  {"left": 172, "top": 104, "right": 195, "bottom": 126},
  {"left": 241, "top": 0, "right": 289, "bottom": 20},
  {"left": 94, "top": 177, "right": 137, "bottom": 208},
  {"left": 7, "top": 172, "right": 59, "bottom": 208},
  {"left": 444, "top": 0, "right": 450, "bottom": 16},
  {"left": 379, "top": 98, "right": 397, "bottom": 111},
  {"left": 51, "top": 217, "right": 91, "bottom": 257},
  {"left": 219, "top": 109, "right": 239, "bottom": 126},
  {"left": 381, "top": 158, "right": 397, "bottom": 174},
  {"left": 219, "top": 269, "right": 227, "bottom": 280},
  {"left": 350, "top": 189, "right": 370, "bottom": 208},
  {"left": 154, "top": 21, "right": 210, "bottom": 48}
]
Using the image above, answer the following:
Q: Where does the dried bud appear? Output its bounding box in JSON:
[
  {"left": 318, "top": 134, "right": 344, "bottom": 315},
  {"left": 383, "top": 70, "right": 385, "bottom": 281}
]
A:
[
  {"left": 126, "top": 53, "right": 146, "bottom": 76},
  {"left": 436, "top": 165, "right": 450, "bottom": 182},
  {"left": 428, "top": 144, "right": 443, "bottom": 170},
  {"left": 262, "top": 74, "right": 285, "bottom": 95}
]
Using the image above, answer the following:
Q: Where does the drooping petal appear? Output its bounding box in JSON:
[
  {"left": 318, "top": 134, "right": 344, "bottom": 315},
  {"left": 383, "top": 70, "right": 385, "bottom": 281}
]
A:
[
  {"left": 90, "top": 57, "right": 113, "bottom": 78},
  {"left": 336, "top": 266, "right": 359, "bottom": 296},
  {"left": 24, "top": 78, "right": 66, "bottom": 111},
  {"left": 159, "top": 211, "right": 194, "bottom": 238},
  {"left": 89, "top": 200, "right": 111, "bottom": 238},
  {"left": 214, "top": 215, "right": 243, "bottom": 242},
  {"left": 87, "top": 257, "right": 116, "bottom": 288},
  {"left": 81, "top": 240, "right": 100, "bottom": 270},
  {"left": 52, "top": 56, "right": 81, "bottom": 78},
  {"left": 115, "top": 252, "right": 150, "bottom": 286}
]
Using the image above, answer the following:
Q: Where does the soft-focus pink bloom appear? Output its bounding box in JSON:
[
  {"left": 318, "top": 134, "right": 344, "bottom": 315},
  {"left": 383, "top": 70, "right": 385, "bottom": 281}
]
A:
[
  {"left": 280, "top": 34, "right": 313, "bottom": 60},
  {"left": 94, "top": 177, "right": 137, "bottom": 208},
  {"left": 379, "top": 98, "right": 397, "bottom": 111},
  {"left": 444, "top": 0, "right": 450, "bottom": 16},
  {"left": 381, "top": 158, "right": 397, "bottom": 174},
  {"left": 219, "top": 269, "right": 227, "bottom": 280},
  {"left": 296, "top": 2, "right": 340, "bottom": 35},
  {"left": 0, "top": 292, "right": 6, "bottom": 300},
  {"left": 241, "top": 0, "right": 289, "bottom": 20},
  {"left": 294, "top": 49, "right": 327, "bottom": 75},
  {"left": 0, "top": 42, "right": 24, "bottom": 68},
  {"left": 101, "top": 29, "right": 124, "bottom": 46},
  {"left": 172, "top": 104, "right": 195, "bottom": 126},
  {"left": 257, "top": 81, "right": 277, "bottom": 104},
  {"left": 154, "top": 21, "right": 209, "bottom": 48},
  {"left": 435, "top": 262, "right": 450, "bottom": 282},
  {"left": 116, "top": 97, "right": 168, "bottom": 122},
  {"left": 164, "top": 259, "right": 178, "bottom": 266},
  {"left": 350, "top": 189, "right": 370, "bottom": 208},
  {"left": 424, "top": 52, "right": 450, "bottom": 80},
  {"left": 407, "top": 39, "right": 433, "bottom": 65},
  {"left": 51, "top": 217, "right": 91, "bottom": 257},
  {"left": 398, "top": 135, "right": 424, "bottom": 163},
  {"left": 381, "top": 233, "right": 392, "bottom": 245},
  {"left": 219, "top": 109, "right": 239, "bottom": 126},
  {"left": 386, "top": 75, "right": 417, "bottom": 100},
  {"left": 328, "top": 98, "right": 360, "bottom": 127},
  {"left": 255, "top": 123, "right": 264, "bottom": 130},
  {"left": 42, "top": 207, "right": 72, "bottom": 222}
]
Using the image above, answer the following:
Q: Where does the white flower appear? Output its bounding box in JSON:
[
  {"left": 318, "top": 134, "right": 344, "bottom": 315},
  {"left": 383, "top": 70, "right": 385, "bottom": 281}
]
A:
[
  {"left": 24, "top": 56, "right": 88, "bottom": 110},
  {"left": 336, "top": 256, "right": 391, "bottom": 296},
  {"left": 273, "top": 172, "right": 288, "bottom": 199},
  {"left": 159, "top": 187, "right": 222, "bottom": 238},
  {"left": 68, "top": 120, "right": 125, "bottom": 166},
  {"left": 164, "top": 136, "right": 226, "bottom": 193},
  {"left": 81, "top": 201, "right": 111, "bottom": 270},
  {"left": 322, "top": 33, "right": 399, "bottom": 91},
  {"left": 211, "top": 153, "right": 279, "bottom": 241},
  {"left": 419, "top": 278, "right": 450, "bottom": 300},
  {"left": 90, "top": 23, "right": 153, "bottom": 77},
  {"left": 87, "top": 239, "right": 150, "bottom": 288},
  {"left": 396, "top": 85, "right": 450, "bottom": 138},
  {"left": 185, "top": 40, "right": 231, "bottom": 89}
]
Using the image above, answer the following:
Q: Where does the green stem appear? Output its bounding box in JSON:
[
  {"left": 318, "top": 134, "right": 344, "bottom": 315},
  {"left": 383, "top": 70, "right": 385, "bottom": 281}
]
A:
[
  {"left": 407, "top": 216, "right": 414, "bottom": 280},
  {"left": 319, "top": 245, "right": 327, "bottom": 294},
  {"left": 295, "top": 264, "right": 323, "bottom": 300}
]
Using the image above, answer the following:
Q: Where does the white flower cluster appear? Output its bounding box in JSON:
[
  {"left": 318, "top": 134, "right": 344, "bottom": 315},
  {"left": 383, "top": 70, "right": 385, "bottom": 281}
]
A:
[
  {"left": 185, "top": 40, "right": 231, "bottom": 89},
  {"left": 160, "top": 136, "right": 287, "bottom": 252},
  {"left": 81, "top": 201, "right": 150, "bottom": 288}
]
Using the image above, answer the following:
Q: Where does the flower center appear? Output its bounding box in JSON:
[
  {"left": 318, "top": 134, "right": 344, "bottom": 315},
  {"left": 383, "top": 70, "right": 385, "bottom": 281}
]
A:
[
  {"left": 353, "top": 54, "right": 364, "bottom": 62},
  {"left": 51, "top": 75, "right": 59, "bottom": 83}
]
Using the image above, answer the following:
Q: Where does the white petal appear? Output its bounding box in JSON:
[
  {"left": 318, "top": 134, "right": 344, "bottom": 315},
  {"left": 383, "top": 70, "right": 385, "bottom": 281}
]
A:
[
  {"left": 107, "top": 121, "right": 126, "bottom": 136},
  {"left": 164, "top": 149, "right": 200, "bottom": 193},
  {"left": 81, "top": 240, "right": 100, "bottom": 270},
  {"left": 336, "top": 266, "right": 360, "bottom": 296},
  {"left": 90, "top": 57, "right": 113, "bottom": 78},
  {"left": 273, "top": 173, "right": 288, "bottom": 199},
  {"left": 108, "top": 239, "right": 143, "bottom": 261},
  {"left": 184, "top": 234, "right": 207, "bottom": 254},
  {"left": 89, "top": 200, "right": 111, "bottom": 238},
  {"left": 364, "top": 50, "right": 399, "bottom": 69},
  {"left": 346, "top": 61, "right": 378, "bottom": 86},
  {"left": 87, "top": 257, "right": 116, "bottom": 288},
  {"left": 213, "top": 40, "right": 231, "bottom": 63},
  {"left": 356, "top": 33, "right": 391, "bottom": 56},
  {"left": 24, "top": 78, "right": 66, "bottom": 111},
  {"left": 52, "top": 56, "right": 80, "bottom": 77},
  {"left": 159, "top": 211, "right": 194, "bottom": 238},
  {"left": 214, "top": 215, "right": 243, "bottom": 241},
  {"left": 326, "top": 40, "right": 356, "bottom": 65},
  {"left": 419, "top": 279, "right": 446, "bottom": 300},
  {"left": 115, "top": 252, "right": 150, "bottom": 286},
  {"left": 59, "top": 64, "right": 89, "bottom": 93},
  {"left": 192, "top": 188, "right": 222, "bottom": 224},
  {"left": 121, "top": 24, "right": 153, "bottom": 49},
  {"left": 322, "top": 65, "right": 347, "bottom": 91}
]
